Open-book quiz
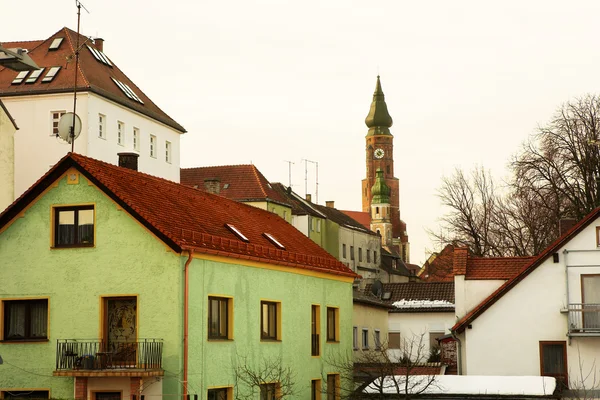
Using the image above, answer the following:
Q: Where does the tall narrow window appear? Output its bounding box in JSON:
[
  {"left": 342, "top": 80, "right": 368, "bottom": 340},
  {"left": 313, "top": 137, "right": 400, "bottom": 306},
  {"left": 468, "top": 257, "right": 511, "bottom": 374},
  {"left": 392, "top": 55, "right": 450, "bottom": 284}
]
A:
[
  {"left": 260, "top": 383, "right": 278, "bottom": 400},
  {"left": 207, "top": 388, "right": 230, "bottom": 400},
  {"left": 353, "top": 327, "right": 358, "bottom": 350},
  {"left": 374, "top": 330, "right": 381, "bottom": 350},
  {"left": 51, "top": 111, "right": 66, "bottom": 136},
  {"left": 98, "top": 114, "right": 106, "bottom": 138},
  {"left": 117, "top": 121, "right": 124, "bottom": 145},
  {"left": 350, "top": 246, "right": 355, "bottom": 261},
  {"left": 358, "top": 248, "right": 362, "bottom": 262},
  {"left": 311, "top": 305, "right": 320, "bottom": 356},
  {"left": 581, "top": 275, "right": 600, "bottom": 331},
  {"left": 261, "top": 301, "right": 280, "bottom": 340},
  {"left": 311, "top": 379, "right": 322, "bottom": 400},
  {"left": 208, "top": 296, "right": 231, "bottom": 340},
  {"left": 326, "top": 307, "right": 339, "bottom": 342},
  {"left": 362, "top": 328, "right": 369, "bottom": 350},
  {"left": 367, "top": 250, "right": 371, "bottom": 263},
  {"left": 53, "top": 205, "right": 95, "bottom": 247},
  {"left": 133, "top": 127, "right": 140, "bottom": 150},
  {"left": 150, "top": 135, "right": 156, "bottom": 158},
  {"left": 540, "top": 341, "right": 568, "bottom": 389},
  {"left": 342, "top": 244, "right": 347, "bottom": 259},
  {"left": 316, "top": 219, "right": 321, "bottom": 233},
  {"left": 166, "top": 141, "right": 172, "bottom": 163},
  {"left": 374, "top": 251, "right": 377, "bottom": 264},
  {"left": 327, "top": 374, "right": 339, "bottom": 400}
]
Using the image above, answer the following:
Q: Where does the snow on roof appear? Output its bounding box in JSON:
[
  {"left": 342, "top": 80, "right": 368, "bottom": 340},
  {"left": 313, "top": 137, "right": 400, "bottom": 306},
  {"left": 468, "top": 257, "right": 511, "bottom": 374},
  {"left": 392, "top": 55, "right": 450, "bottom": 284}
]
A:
[
  {"left": 392, "top": 299, "right": 454, "bottom": 309},
  {"left": 364, "top": 375, "right": 556, "bottom": 396}
]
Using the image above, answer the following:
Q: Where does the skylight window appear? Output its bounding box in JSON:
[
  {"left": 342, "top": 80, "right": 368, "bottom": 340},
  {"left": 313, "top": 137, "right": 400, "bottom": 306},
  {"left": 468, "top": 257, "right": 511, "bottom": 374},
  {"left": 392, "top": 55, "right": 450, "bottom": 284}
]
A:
[
  {"left": 25, "top": 68, "right": 45, "bottom": 84},
  {"left": 49, "top": 38, "right": 63, "bottom": 50},
  {"left": 42, "top": 66, "right": 61, "bottom": 83},
  {"left": 12, "top": 71, "right": 28, "bottom": 84},
  {"left": 111, "top": 77, "right": 144, "bottom": 104},
  {"left": 223, "top": 183, "right": 230, "bottom": 189},
  {"left": 86, "top": 45, "right": 112, "bottom": 67},
  {"left": 225, "top": 224, "right": 249, "bottom": 242},
  {"left": 263, "top": 233, "right": 285, "bottom": 250}
]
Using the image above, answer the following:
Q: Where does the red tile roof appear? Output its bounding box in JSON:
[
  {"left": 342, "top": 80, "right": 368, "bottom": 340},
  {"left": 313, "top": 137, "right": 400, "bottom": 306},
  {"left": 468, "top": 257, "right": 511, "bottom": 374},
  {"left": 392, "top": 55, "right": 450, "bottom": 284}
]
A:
[
  {"left": 341, "top": 210, "right": 371, "bottom": 229},
  {"left": 466, "top": 256, "right": 534, "bottom": 280},
  {"left": 452, "top": 210, "right": 599, "bottom": 333},
  {"left": 180, "top": 165, "right": 290, "bottom": 206},
  {"left": 0, "top": 153, "right": 357, "bottom": 279},
  {"left": 419, "top": 245, "right": 455, "bottom": 282},
  {"left": 0, "top": 27, "right": 185, "bottom": 133}
]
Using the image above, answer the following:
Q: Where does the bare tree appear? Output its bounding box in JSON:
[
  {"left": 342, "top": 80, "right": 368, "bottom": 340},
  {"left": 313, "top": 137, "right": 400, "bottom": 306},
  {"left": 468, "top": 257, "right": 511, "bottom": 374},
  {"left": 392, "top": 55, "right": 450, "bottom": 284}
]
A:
[
  {"left": 233, "top": 354, "right": 297, "bottom": 400},
  {"left": 326, "top": 333, "right": 439, "bottom": 400}
]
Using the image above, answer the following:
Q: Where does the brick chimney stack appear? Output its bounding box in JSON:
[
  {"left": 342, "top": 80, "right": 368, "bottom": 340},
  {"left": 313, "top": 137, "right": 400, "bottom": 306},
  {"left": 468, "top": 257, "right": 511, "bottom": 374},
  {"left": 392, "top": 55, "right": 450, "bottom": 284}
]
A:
[
  {"left": 118, "top": 152, "right": 139, "bottom": 171},
  {"left": 306, "top": 194, "right": 312, "bottom": 202},
  {"left": 326, "top": 201, "right": 335, "bottom": 208},
  {"left": 94, "top": 38, "right": 104, "bottom": 52},
  {"left": 204, "top": 178, "right": 221, "bottom": 195}
]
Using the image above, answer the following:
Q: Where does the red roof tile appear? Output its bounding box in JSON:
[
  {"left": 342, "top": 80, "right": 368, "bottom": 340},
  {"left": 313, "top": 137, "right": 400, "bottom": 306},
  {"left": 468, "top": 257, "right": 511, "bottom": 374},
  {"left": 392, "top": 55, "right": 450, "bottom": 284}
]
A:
[
  {"left": 0, "top": 153, "right": 357, "bottom": 279},
  {"left": 466, "top": 256, "right": 534, "bottom": 280},
  {"left": 452, "top": 210, "right": 600, "bottom": 333},
  {"left": 0, "top": 28, "right": 185, "bottom": 133},
  {"left": 419, "top": 245, "right": 455, "bottom": 282},
  {"left": 180, "top": 165, "right": 290, "bottom": 206},
  {"left": 341, "top": 210, "right": 371, "bottom": 229}
]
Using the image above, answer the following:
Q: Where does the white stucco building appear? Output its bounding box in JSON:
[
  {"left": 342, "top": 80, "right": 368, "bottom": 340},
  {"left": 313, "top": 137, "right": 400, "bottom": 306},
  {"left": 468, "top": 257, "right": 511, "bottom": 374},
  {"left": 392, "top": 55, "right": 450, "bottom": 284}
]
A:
[
  {"left": 453, "top": 210, "right": 600, "bottom": 392},
  {"left": 0, "top": 99, "right": 17, "bottom": 212},
  {"left": 0, "top": 27, "right": 185, "bottom": 200}
]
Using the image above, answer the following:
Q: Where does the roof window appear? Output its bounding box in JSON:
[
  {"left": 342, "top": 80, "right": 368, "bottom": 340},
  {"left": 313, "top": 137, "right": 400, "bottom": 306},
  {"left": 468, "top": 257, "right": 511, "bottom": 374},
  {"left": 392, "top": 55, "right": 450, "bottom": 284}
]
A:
[
  {"left": 111, "top": 77, "right": 144, "bottom": 104},
  {"left": 12, "top": 71, "right": 28, "bottom": 84},
  {"left": 263, "top": 233, "right": 285, "bottom": 250},
  {"left": 223, "top": 183, "right": 230, "bottom": 189},
  {"left": 225, "top": 224, "right": 249, "bottom": 242},
  {"left": 42, "top": 66, "right": 61, "bottom": 83},
  {"left": 49, "top": 38, "right": 63, "bottom": 50},
  {"left": 25, "top": 68, "right": 45, "bottom": 84},
  {"left": 86, "top": 44, "right": 112, "bottom": 67}
]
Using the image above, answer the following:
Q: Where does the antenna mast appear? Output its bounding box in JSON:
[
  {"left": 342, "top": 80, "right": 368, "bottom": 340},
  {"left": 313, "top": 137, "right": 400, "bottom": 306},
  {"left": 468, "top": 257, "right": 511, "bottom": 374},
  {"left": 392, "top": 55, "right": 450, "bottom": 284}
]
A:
[
  {"left": 302, "top": 159, "right": 318, "bottom": 203},
  {"left": 284, "top": 160, "right": 294, "bottom": 188},
  {"left": 71, "top": 0, "right": 89, "bottom": 153}
]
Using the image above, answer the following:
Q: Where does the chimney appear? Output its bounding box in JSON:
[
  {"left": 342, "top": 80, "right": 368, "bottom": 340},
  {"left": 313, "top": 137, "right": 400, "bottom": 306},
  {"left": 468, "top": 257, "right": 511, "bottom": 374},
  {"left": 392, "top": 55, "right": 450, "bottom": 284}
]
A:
[
  {"left": 306, "top": 194, "right": 312, "bottom": 202},
  {"left": 204, "top": 178, "right": 220, "bottom": 195},
  {"left": 94, "top": 38, "right": 104, "bottom": 52},
  {"left": 453, "top": 247, "right": 468, "bottom": 276},
  {"left": 118, "top": 152, "right": 139, "bottom": 171},
  {"left": 326, "top": 201, "right": 335, "bottom": 208},
  {"left": 559, "top": 218, "right": 578, "bottom": 237}
]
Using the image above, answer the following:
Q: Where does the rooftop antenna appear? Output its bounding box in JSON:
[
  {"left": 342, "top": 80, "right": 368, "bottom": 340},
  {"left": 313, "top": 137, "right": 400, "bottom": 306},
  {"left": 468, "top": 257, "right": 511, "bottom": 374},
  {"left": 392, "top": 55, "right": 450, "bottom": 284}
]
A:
[
  {"left": 284, "top": 160, "right": 294, "bottom": 188},
  {"left": 302, "top": 159, "right": 319, "bottom": 203},
  {"left": 70, "top": 0, "right": 90, "bottom": 153}
]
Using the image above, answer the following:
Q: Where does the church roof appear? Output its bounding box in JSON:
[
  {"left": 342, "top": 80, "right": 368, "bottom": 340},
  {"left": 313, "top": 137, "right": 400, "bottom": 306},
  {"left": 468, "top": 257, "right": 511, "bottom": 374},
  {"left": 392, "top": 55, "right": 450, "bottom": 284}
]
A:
[
  {"left": 0, "top": 27, "right": 185, "bottom": 133},
  {"left": 365, "top": 75, "right": 393, "bottom": 136}
]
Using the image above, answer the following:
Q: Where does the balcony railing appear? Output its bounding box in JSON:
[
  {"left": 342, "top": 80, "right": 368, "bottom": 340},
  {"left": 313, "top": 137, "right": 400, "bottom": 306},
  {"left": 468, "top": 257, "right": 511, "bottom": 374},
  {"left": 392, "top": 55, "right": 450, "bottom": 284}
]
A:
[
  {"left": 567, "top": 303, "right": 600, "bottom": 335},
  {"left": 55, "top": 339, "right": 163, "bottom": 371}
]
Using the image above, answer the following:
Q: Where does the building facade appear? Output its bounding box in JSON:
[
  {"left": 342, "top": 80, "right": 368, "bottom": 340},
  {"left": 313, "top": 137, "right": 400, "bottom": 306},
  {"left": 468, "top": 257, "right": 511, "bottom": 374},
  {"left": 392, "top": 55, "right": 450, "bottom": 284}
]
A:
[{"left": 0, "top": 99, "right": 17, "bottom": 212}]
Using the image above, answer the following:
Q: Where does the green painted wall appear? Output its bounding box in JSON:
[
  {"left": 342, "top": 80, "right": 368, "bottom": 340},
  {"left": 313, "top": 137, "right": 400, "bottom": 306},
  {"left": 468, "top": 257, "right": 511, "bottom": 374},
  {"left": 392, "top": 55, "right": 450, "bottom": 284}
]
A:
[
  {"left": 308, "top": 216, "right": 324, "bottom": 249},
  {"left": 245, "top": 201, "right": 293, "bottom": 224},
  {"left": 187, "top": 258, "right": 353, "bottom": 399},
  {"left": 321, "top": 219, "right": 340, "bottom": 259},
  {"left": 0, "top": 174, "right": 183, "bottom": 397}
]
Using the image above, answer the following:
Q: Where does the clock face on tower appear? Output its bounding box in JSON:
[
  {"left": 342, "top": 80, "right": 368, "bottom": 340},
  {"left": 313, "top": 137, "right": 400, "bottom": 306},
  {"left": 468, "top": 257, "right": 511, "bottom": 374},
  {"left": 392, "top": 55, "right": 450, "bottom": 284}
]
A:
[{"left": 374, "top": 148, "right": 385, "bottom": 159}]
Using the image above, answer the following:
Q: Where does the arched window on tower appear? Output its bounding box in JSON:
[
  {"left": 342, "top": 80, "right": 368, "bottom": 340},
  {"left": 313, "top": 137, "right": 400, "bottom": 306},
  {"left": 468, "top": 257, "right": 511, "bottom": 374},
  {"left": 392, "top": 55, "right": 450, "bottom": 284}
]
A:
[
  {"left": 375, "top": 206, "right": 379, "bottom": 215},
  {"left": 387, "top": 165, "right": 390, "bottom": 175},
  {"left": 376, "top": 229, "right": 381, "bottom": 236}
]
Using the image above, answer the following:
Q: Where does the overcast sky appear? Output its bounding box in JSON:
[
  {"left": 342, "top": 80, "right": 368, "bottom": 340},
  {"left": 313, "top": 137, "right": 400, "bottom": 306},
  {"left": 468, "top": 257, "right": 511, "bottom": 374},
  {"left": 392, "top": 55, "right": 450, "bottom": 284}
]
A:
[{"left": 5, "top": 0, "right": 600, "bottom": 264}]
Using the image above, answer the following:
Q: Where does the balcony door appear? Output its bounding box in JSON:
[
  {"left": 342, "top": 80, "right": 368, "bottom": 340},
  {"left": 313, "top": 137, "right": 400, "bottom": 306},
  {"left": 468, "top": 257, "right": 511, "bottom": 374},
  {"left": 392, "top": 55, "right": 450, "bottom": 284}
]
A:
[
  {"left": 103, "top": 297, "right": 137, "bottom": 366},
  {"left": 581, "top": 275, "right": 600, "bottom": 330}
]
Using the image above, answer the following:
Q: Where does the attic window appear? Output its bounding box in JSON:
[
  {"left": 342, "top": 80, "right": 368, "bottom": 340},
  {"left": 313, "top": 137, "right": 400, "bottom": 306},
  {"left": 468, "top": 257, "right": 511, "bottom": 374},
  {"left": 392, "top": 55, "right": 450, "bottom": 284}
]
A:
[
  {"left": 382, "top": 292, "right": 392, "bottom": 300},
  {"left": 111, "top": 77, "right": 144, "bottom": 104},
  {"left": 12, "top": 71, "right": 28, "bottom": 84},
  {"left": 263, "top": 233, "right": 285, "bottom": 250},
  {"left": 25, "top": 68, "right": 45, "bottom": 84},
  {"left": 42, "top": 66, "right": 61, "bottom": 83},
  {"left": 223, "top": 183, "right": 230, "bottom": 189},
  {"left": 49, "top": 38, "right": 63, "bottom": 50},
  {"left": 225, "top": 224, "right": 249, "bottom": 242},
  {"left": 86, "top": 44, "right": 112, "bottom": 67}
]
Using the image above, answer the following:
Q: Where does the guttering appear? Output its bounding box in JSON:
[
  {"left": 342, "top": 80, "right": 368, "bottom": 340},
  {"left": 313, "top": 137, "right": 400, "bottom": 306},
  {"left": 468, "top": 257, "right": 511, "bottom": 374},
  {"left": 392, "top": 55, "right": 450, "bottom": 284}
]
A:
[
  {"left": 451, "top": 331, "right": 463, "bottom": 375},
  {"left": 183, "top": 249, "right": 194, "bottom": 395}
]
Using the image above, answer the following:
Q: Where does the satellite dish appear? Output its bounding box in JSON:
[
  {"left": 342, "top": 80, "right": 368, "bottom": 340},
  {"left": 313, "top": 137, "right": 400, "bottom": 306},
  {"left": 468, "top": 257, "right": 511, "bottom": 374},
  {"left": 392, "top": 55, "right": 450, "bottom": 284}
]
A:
[
  {"left": 371, "top": 280, "right": 383, "bottom": 298},
  {"left": 57, "top": 112, "right": 82, "bottom": 144}
]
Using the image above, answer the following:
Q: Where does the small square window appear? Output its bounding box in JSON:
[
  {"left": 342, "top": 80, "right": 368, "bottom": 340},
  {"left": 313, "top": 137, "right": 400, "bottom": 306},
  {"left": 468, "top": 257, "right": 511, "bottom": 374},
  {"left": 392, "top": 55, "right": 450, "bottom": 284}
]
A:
[
  {"left": 388, "top": 332, "right": 401, "bottom": 349},
  {"left": 117, "top": 121, "right": 124, "bottom": 145},
  {"left": 326, "top": 307, "right": 339, "bottom": 342},
  {"left": 133, "top": 128, "right": 140, "bottom": 151},
  {"left": 98, "top": 114, "right": 106, "bottom": 139},
  {"left": 2, "top": 299, "right": 48, "bottom": 341},
  {"left": 166, "top": 140, "right": 172, "bottom": 163},
  {"left": 261, "top": 301, "right": 280, "bottom": 340},
  {"left": 51, "top": 111, "right": 66, "bottom": 136},
  {"left": 150, "top": 135, "right": 157, "bottom": 158},
  {"left": 208, "top": 296, "right": 233, "bottom": 340},
  {"left": 53, "top": 205, "right": 95, "bottom": 247}
]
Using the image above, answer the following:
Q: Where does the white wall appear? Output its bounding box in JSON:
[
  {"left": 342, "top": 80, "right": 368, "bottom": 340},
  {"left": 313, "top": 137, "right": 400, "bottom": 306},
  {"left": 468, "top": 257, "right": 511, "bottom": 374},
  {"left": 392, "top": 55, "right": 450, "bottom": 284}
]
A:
[
  {"left": 388, "top": 311, "right": 455, "bottom": 360},
  {"left": 0, "top": 104, "right": 16, "bottom": 212},
  {"left": 292, "top": 215, "right": 309, "bottom": 236},
  {"left": 87, "top": 376, "right": 163, "bottom": 398},
  {"left": 4, "top": 91, "right": 182, "bottom": 200},
  {"left": 462, "top": 217, "right": 600, "bottom": 388},
  {"left": 454, "top": 276, "right": 505, "bottom": 319},
  {"left": 339, "top": 226, "right": 380, "bottom": 277}
]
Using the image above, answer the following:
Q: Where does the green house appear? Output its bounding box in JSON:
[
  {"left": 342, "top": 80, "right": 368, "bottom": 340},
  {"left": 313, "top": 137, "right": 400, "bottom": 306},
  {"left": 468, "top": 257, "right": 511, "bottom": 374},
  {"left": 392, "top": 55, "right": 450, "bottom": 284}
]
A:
[{"left": 0, "top": 153, "right": 356, "bottom": 399}]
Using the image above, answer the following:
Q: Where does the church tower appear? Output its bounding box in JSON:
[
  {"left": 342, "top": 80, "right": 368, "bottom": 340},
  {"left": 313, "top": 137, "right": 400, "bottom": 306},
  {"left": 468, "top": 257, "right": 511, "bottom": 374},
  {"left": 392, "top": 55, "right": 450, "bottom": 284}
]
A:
[{"left": 362, "top": 76, "right": 410, "bottom": 261}]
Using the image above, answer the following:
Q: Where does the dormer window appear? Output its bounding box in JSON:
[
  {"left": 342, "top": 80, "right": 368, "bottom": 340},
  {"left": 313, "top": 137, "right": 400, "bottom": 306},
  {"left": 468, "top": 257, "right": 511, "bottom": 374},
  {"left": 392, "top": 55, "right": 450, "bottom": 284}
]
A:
[
  {"left": 225, "top": 224, "right": 249, "bottom": 242},
  {"left": 263, "top": 233, "right": 285, "bottom": 250},
  {"left": 49, "top": 38, "right": 63, "bottom": 50},
  {"left": 12, "top": 71, "right": 28, "bottom": 84},
  {"left": 42, "top": 66, "right": 61, "bottom": 83},
  {"left": 25, "top": 68, "right": 44, "bottom": 84},
  {"left": 86, "top": 44, "right": 112, "bottom": 66},
  {"left": 111, "top": 77, "right": 144, "bottom": 104}
]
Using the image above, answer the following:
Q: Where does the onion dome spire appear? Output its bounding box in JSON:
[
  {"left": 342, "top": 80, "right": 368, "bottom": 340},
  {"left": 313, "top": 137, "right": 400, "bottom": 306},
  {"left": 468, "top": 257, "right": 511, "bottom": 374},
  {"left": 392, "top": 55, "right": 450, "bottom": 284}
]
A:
[
  {"left": 371, "top": 168, "right": 391, "bottom": 204},
  {"left": 365, "top": 75, "right": 393, "bottom": 136}
]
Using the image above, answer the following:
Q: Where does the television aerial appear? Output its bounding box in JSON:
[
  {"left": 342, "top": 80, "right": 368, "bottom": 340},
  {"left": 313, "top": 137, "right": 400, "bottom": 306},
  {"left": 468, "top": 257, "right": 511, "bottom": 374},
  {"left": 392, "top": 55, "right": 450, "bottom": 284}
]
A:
[{"left": 57, "top": 112, "right": 82, "bottom": 145}]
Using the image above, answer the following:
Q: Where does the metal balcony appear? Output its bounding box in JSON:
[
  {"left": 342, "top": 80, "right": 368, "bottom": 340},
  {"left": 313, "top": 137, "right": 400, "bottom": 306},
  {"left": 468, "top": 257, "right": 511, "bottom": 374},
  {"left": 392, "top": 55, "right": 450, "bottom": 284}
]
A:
[
  {"left": 567, "top": 303, "right": 600, "bottom": 336},
  {"left": 53, "top": 339, "right": 164, "bottom": 377}
]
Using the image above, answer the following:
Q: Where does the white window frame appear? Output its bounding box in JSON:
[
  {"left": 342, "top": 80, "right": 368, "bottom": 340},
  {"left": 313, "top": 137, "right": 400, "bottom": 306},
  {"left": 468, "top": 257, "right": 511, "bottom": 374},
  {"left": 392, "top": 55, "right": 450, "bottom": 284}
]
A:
[
  {"left": 117, "top": 121, "right": 124, "bottom": 146},
  {"left": 150, "top": 135, "right": 157, "bottom": 158},
  {"left": 133, "top": 127, "right": 140, "bottom": 151},
  {"left": 362, "top": 328, "right": 369, "bottom": 350},
  {"left": 374, "top": 329, "right": 381, "bottom": 350},
  {"left": 166, "top": 140, "right": 172, "bottom": 163},
  {"left": 98, "top": 114, "right": 106, "bottom": 139},
  {"left": 51, "top": 110, "right": 66, "bottom": 136}
]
